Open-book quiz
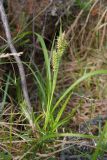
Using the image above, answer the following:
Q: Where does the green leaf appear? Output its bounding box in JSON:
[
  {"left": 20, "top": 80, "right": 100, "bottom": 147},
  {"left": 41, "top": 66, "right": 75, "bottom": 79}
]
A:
[
  {"left": 0, "top": 152, "right": 12, "bottom": 160},
  {"left": 53, "top": 93, "right": 71, "bottom": 130},
  {"left": 36, "top": 33, "right": 51, "bottom": 97},
  {"left": 92, "top": 121, "right": 107, "bottom": 160}
]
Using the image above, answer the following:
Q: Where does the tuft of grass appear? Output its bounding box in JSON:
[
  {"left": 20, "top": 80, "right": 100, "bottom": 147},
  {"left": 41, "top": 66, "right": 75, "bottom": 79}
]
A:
[
  {"left": 92, "top": 121, "right": 107, "bottom": 159},
  {"left": 75, "top": 0, "right": 92, "bottom": 11},
  {"left": 22, "top": 30, "right": 107, "bottom": 142},
  {"left": 1, "top": 28, "right": 107, "bottom": 158}
]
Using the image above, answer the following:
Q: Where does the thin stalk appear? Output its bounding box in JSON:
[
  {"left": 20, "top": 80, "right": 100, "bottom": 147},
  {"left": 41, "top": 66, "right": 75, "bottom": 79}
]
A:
[{"left": 0, "top": 1, "right": 32, "bottom": 113}]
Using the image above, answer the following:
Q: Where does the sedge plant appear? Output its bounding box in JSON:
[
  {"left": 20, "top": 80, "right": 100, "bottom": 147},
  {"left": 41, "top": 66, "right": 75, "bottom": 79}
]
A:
[
  {"left": 21, "top": 30, "right": 107, "bottom": 143},
  {"left": 1, "top": 30, "right": 107, "bottom": 158}
]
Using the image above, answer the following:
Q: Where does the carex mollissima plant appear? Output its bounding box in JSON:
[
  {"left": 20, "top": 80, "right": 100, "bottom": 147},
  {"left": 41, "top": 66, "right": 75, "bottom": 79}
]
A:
[
  {"left": 35, "top": 30, "right": 68, "bottom": 134},
  {"left": 24, "top": 29, "right": 107, "bottom": 143},
  {"left": 25, "top": 30, "right": 69, "bottom": 136}
]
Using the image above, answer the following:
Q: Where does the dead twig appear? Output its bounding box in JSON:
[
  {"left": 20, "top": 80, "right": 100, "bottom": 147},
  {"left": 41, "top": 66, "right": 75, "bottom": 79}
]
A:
[{"left": 0, "top": 52, "right": 23, "bottom": 58}]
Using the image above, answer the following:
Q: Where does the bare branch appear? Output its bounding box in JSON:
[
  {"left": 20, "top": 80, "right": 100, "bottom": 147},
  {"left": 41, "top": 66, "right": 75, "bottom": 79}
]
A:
[{"left": 0, "top": 1, "right": 32, "bottom": 113}]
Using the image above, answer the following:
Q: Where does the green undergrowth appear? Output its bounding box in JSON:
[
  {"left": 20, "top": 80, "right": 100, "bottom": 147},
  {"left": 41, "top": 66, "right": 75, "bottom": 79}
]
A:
[{"left": 0, "top": 29, "right": 107, "bottom": 159}]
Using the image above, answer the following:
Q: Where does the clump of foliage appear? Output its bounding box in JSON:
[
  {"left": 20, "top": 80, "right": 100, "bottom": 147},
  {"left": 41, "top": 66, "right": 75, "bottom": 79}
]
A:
[
  {"left": 75, "top": 0, "right": 91, "bottom": 10},
  {"left": 22, "top": 30, "right": 107, "bottom": 143}
]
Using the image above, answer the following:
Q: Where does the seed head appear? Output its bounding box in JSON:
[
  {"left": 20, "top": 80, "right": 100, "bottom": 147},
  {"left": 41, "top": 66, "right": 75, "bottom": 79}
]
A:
[
  {"left": 52, "top": 50, "right": 59, "bottom": 72},
  {"left": 57, "top": 32, "right": 68, "bottom": 58}
]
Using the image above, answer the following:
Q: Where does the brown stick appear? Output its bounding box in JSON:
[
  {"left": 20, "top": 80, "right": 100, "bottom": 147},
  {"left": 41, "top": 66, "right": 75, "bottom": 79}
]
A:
[{"left": 0, "top": 1, "right": 32, "bottom": 113}]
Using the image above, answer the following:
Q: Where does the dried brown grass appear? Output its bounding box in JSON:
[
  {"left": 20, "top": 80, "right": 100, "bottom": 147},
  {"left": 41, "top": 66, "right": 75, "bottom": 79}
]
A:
[{"left": 58, "top": 0, "right": 107, "bottom": 126}]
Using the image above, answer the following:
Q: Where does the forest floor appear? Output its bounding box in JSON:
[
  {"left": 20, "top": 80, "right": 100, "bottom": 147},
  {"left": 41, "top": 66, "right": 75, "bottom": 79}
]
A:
[{"left": 0, "top": 0, "right": 107, "bottom": 159}]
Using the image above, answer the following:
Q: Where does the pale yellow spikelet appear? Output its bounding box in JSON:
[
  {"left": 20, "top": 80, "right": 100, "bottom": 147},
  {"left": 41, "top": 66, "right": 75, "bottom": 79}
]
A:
[
  {"left": 52, "top": 50, "right": 59, "bottom": 72},
  {"left": 52, "top": 32, "right": 68, "bottom": 72},
  {"left": 57, "top": 32, "right": 68, "bottom": 58}
]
